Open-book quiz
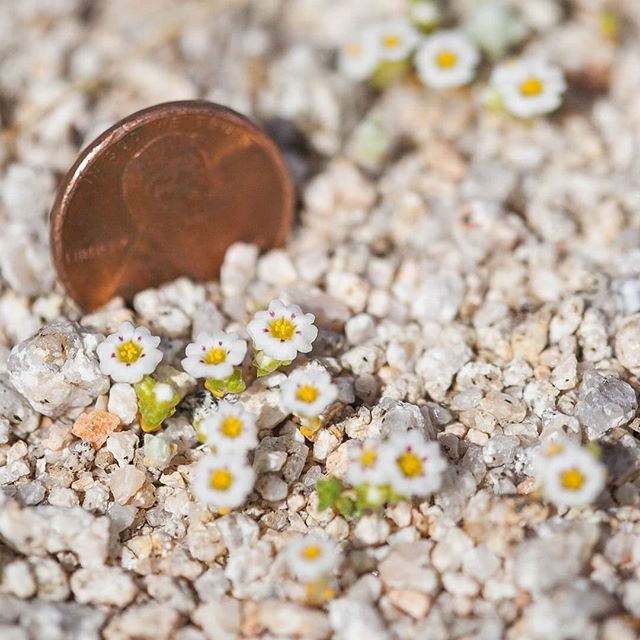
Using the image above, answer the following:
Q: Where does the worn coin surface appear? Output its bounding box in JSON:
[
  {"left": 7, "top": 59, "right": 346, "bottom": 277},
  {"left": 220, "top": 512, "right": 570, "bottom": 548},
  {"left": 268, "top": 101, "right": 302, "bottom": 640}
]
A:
[{"left": 50, "top": 101, "right": 294, "bottom": 312}]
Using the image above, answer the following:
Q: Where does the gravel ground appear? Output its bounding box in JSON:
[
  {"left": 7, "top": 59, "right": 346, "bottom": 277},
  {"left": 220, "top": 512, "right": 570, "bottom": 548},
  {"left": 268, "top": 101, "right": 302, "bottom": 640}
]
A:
[{"left": 2, "top": 1, "right": 640, "bottom": 639}]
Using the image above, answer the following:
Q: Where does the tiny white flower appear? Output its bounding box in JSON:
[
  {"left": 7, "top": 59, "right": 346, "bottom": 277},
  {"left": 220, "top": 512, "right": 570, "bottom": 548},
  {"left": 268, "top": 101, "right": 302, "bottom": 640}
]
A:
[
  {"left": 491, "top": 58, "right": 566, "bottom": 118},
  {"left": 182, "top": 331, "right": 247, "bottom": 381},
  {"left": 192, "top": 453, "right": 255, "bottom": 510},
  {"left": 280, "top": 368, "right": 338, "bottom": 419},
  {"left": 338, "top": 27, "right": 381, "bottom": 81},
  {"left": 247, "top": 299, "right": 318, "bottom": 362},
  {"left": 539, "top": 443, "right": 606, "bottom": 508},
  {"left": 345, "top": 438, "right": 385, "bottom": 487},
  {"left": 415, "top": 30, "right": 480, "bottom": 89},
  {"left": 379, "top": 430, "right": 447, "bottom": 497},
  {"left": 371, "top": 18, "right": 420, "bottom": 63},
  {"left": 200, "top": 400, "right": 257, "bottom": 454},
  {"left": 283, "top": 533, "right": 340, "bottom": 582},
  {"left": 97, "top": 321, "right": 163, "bottom": 384}
]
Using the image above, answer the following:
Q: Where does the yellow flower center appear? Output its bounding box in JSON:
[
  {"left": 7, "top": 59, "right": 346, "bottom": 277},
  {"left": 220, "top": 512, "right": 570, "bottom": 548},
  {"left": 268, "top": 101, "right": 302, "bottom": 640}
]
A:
[
  {"left": 269, "top": 318, "right": 296, "bottom": 340},
  {"left": 296, "top": 385, "right": 319, "bottom": 404},
  {"left": 546, "top": 442, "right": 565, "bottom": 457},
  {"left": 437, "top": 50, "right": 458, "bottom": 68},
  {"left": 360, "top": 449, "right": 377, "bottom": 467},
  {"left": 561, "top": 468, "right": 585, "bottom": 491},
  {"left": 384, "top": 35, "right": 401, "bottom": 48},
  {"left": 521, "top": 77, "right": 543, "bottom": 96},
  {"left": 347, "top": 42, "right": 362, "bottom": 57},
  {"left": 221, "top": 416, "right": 243, "bottom": 438},
  {"left": 204, "top": 347, "right": 226, "bottom": 365},
  {"left": 302, "top": 545, "right": 321, "bottom": 560},
  {"left": 117, "top": 341, "right": 143, "bottom": 364},
  {"left": 398, "top": 452, "right": 423, "bottom": 478},
  {"left": 210, "top": 469, "right": 233, "bottom": 491}
]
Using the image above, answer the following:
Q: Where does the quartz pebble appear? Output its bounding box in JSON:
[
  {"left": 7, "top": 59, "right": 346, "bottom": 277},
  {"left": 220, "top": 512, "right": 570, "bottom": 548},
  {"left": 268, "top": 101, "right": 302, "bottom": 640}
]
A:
[
  {"left": 72, "top": 411, "right": 121, "bottom": 450},
  {"left": 575, "top": 371, "right": 637, "bottom": 438},
  {"left": 8, "top": 320, "right": 109, "bottom": 418}
]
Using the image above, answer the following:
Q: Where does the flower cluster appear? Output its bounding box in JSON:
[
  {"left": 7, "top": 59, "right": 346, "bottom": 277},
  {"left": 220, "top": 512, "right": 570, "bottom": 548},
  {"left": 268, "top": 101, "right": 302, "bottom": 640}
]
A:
[
  {"left": 192, "top": 399, "right": 257, "bottom": 511},
  {"left": 318, "top": 429, "right": 447, "bottom": 516},
  {"left": 281, "top": 532, "right": 341, "bottom": 603},
  {"left": 96, "top": 299, "right": 329, "bottom": 510},
  {"left": 534, "top": 436, "right": 606, "bottom": 509},
  {"left": 338, "top": 6, "right": 567, "bottom": 119}
]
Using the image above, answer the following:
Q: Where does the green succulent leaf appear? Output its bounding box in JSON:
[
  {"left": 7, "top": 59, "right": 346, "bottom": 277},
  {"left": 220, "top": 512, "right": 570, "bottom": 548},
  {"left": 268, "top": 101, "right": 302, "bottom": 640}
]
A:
[{"left": 134, "top": 376, "right": 181, "bottom": 432}]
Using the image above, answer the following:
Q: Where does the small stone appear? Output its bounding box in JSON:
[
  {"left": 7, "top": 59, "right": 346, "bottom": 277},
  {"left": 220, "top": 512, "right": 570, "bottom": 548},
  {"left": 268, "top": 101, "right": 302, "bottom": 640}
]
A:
[
  {"left": 70, "top": 567, "right": 138, "bottom": 607},
  {"left": 462, "top": 546, "right": 500, "bottom": 583},
  {"left": 354, "top": 514, "right": 390, "bottom": 545},
  {"left": 104, "top": 603, "right": 180, "bottom": 640},
  {"left": 72, "top": 411, "right": 121, "bottom": 449},
  {"left": 0, "top": 376, "right": 40, "bottom": 437},
  {"left": 379, "top": 542, "right": 438, "bottom": 594},
  {"left": 257, "top": 600, "right": 330, "bottom": 639},
  {"left": 328, "top": 598, "right": 387, "bottom": 640},
  {"left": 411, "top": 270, "right": 464, "bottom": 323},
  {"left": 220, "top": 242, "right": 258, "bottom": 297},
  {"left": 2, "top": 560, "right": 36, "bottom": 598},
  {"left": 107, "top": 382, "right": 138, "bottom": 425},
  {"left": 106, "top": 431, "right": 138, "bottom": 465},
  {"left": 215, "top": 513, "right": 259, "bottom": 551},
  {"left": 257, "top": 249, "right": 298, "bottom": 286},
  {"left": 442, "top": 572, "right": 480, "bottom": 597},
  {"left": 575, "top": 370, "right": 637, "bottom": 438},
  {"left": 109, "top": 465, "right": 146, "bottom": 504},
  {"left": 550, "top": 354, "right": 578, "bottom": 390},
  {"left": 255, "top": 473, "right": 288, "bottom": 502},
  {"left": 32, "top": 558, "right": 70, "bottom": 601},
  {"left": 615, "top": 315, "right": 640, "bottom": 373},
  {"left": 8, "top": 320, "right": 109, "bottom": 418},
  {"left": 0, "top": 460, "right": 30, "bottom": 485},
  {"left": 192, "top": 598, "right": 241, "bottom": 640},
  {"left": 344, "top": 313, "right": 376, "bottom": 345},
  {"left": 143, "top": 433, "right": 177, "bottom": 468},
  {"left": 387, "top": 589, "right": 431, "bottom": 619},
  {"left": 482, "top": 435, "right": 519, "bottom": 467}
]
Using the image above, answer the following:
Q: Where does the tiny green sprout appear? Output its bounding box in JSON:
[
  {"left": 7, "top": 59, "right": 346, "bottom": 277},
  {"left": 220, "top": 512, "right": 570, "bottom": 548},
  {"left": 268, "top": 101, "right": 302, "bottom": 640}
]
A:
[
  {"left": 600, "top": 10, "right": 619, "bottom": 43},
  {"left": 252, "top": 350, "right": 292, "bottom": 377},
  {"left": 370, "top": 59, "right": 412, "bottom": 89},
  {"left": 134, "top": 376, "right": 181, "bottom": 432},
  {"left": 584, "top": 441, "right": 603, "bottom": 460},
  {"left": 317, "top": 476, "right": 342, "bottom": 511}
]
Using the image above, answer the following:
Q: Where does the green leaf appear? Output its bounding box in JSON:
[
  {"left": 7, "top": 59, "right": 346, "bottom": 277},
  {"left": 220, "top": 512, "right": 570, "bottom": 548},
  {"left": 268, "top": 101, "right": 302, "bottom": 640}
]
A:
[
  {"left": 316, "top": 476, "right": 342, "bottom": 511},
  {"left": 335, "top": 495, "right": 355, "bottom": 518},
  {"left": 134, "top": 376, "right": 181, "bottom": 432},
  {"left": 205, "top": 369, "right": 246, "bottom": 397}
]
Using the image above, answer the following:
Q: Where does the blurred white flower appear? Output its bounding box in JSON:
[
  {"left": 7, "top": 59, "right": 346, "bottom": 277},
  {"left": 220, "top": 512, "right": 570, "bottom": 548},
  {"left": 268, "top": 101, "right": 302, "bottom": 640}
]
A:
[
  {"left": 379, "top": 430, "right": 447, "bottom": 497},
  {"left": 491, "top": 58, "right": 566, "bottom": 118},
  {"left": 247, "top": 299, "right": 318, "bottom": 362},
  {"left": 192, "top": 453, "right": 255, "bottom": 510},
  {"left": 415, "top": 30, "right": 480, "bottom": 89},
  {"left": 372, "top": 18, "right": 420, "bottom": 62},
  {"left": 283, "top": 533, "right": 340, "bottom": 582},
  {"left": 338, "top": 27, "right": 380, "bottom": 81},
  {"left": 538, "top": 441, "right": 606, "bottom": 508},
  {"left": 280, "top": 368, "right": 338, "bottom": 419},
  {"left": 345, "top": 438, "right": 385, "bottom": 486},
  {"left": 97, "top": 321, "right": 163, "bottom": 384},
  {"left": 182, "top": 331, "right": 247, "bottom": 381},
  {"left": 201, "top": 400, "right": 257, "bottom": 454}
]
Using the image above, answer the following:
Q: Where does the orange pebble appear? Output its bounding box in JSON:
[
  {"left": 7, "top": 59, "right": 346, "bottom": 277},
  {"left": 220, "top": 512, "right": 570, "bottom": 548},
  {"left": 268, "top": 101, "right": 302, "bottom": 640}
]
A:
[{"left": 71, "top": 410, "right": 120, "bottom": 449}]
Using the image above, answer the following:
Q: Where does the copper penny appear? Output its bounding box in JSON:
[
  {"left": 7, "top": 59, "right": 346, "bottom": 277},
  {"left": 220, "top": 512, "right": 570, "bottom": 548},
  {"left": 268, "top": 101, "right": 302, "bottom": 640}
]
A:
[{"left": 50, "top": 101, "right": 294, "bottom": 312}]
